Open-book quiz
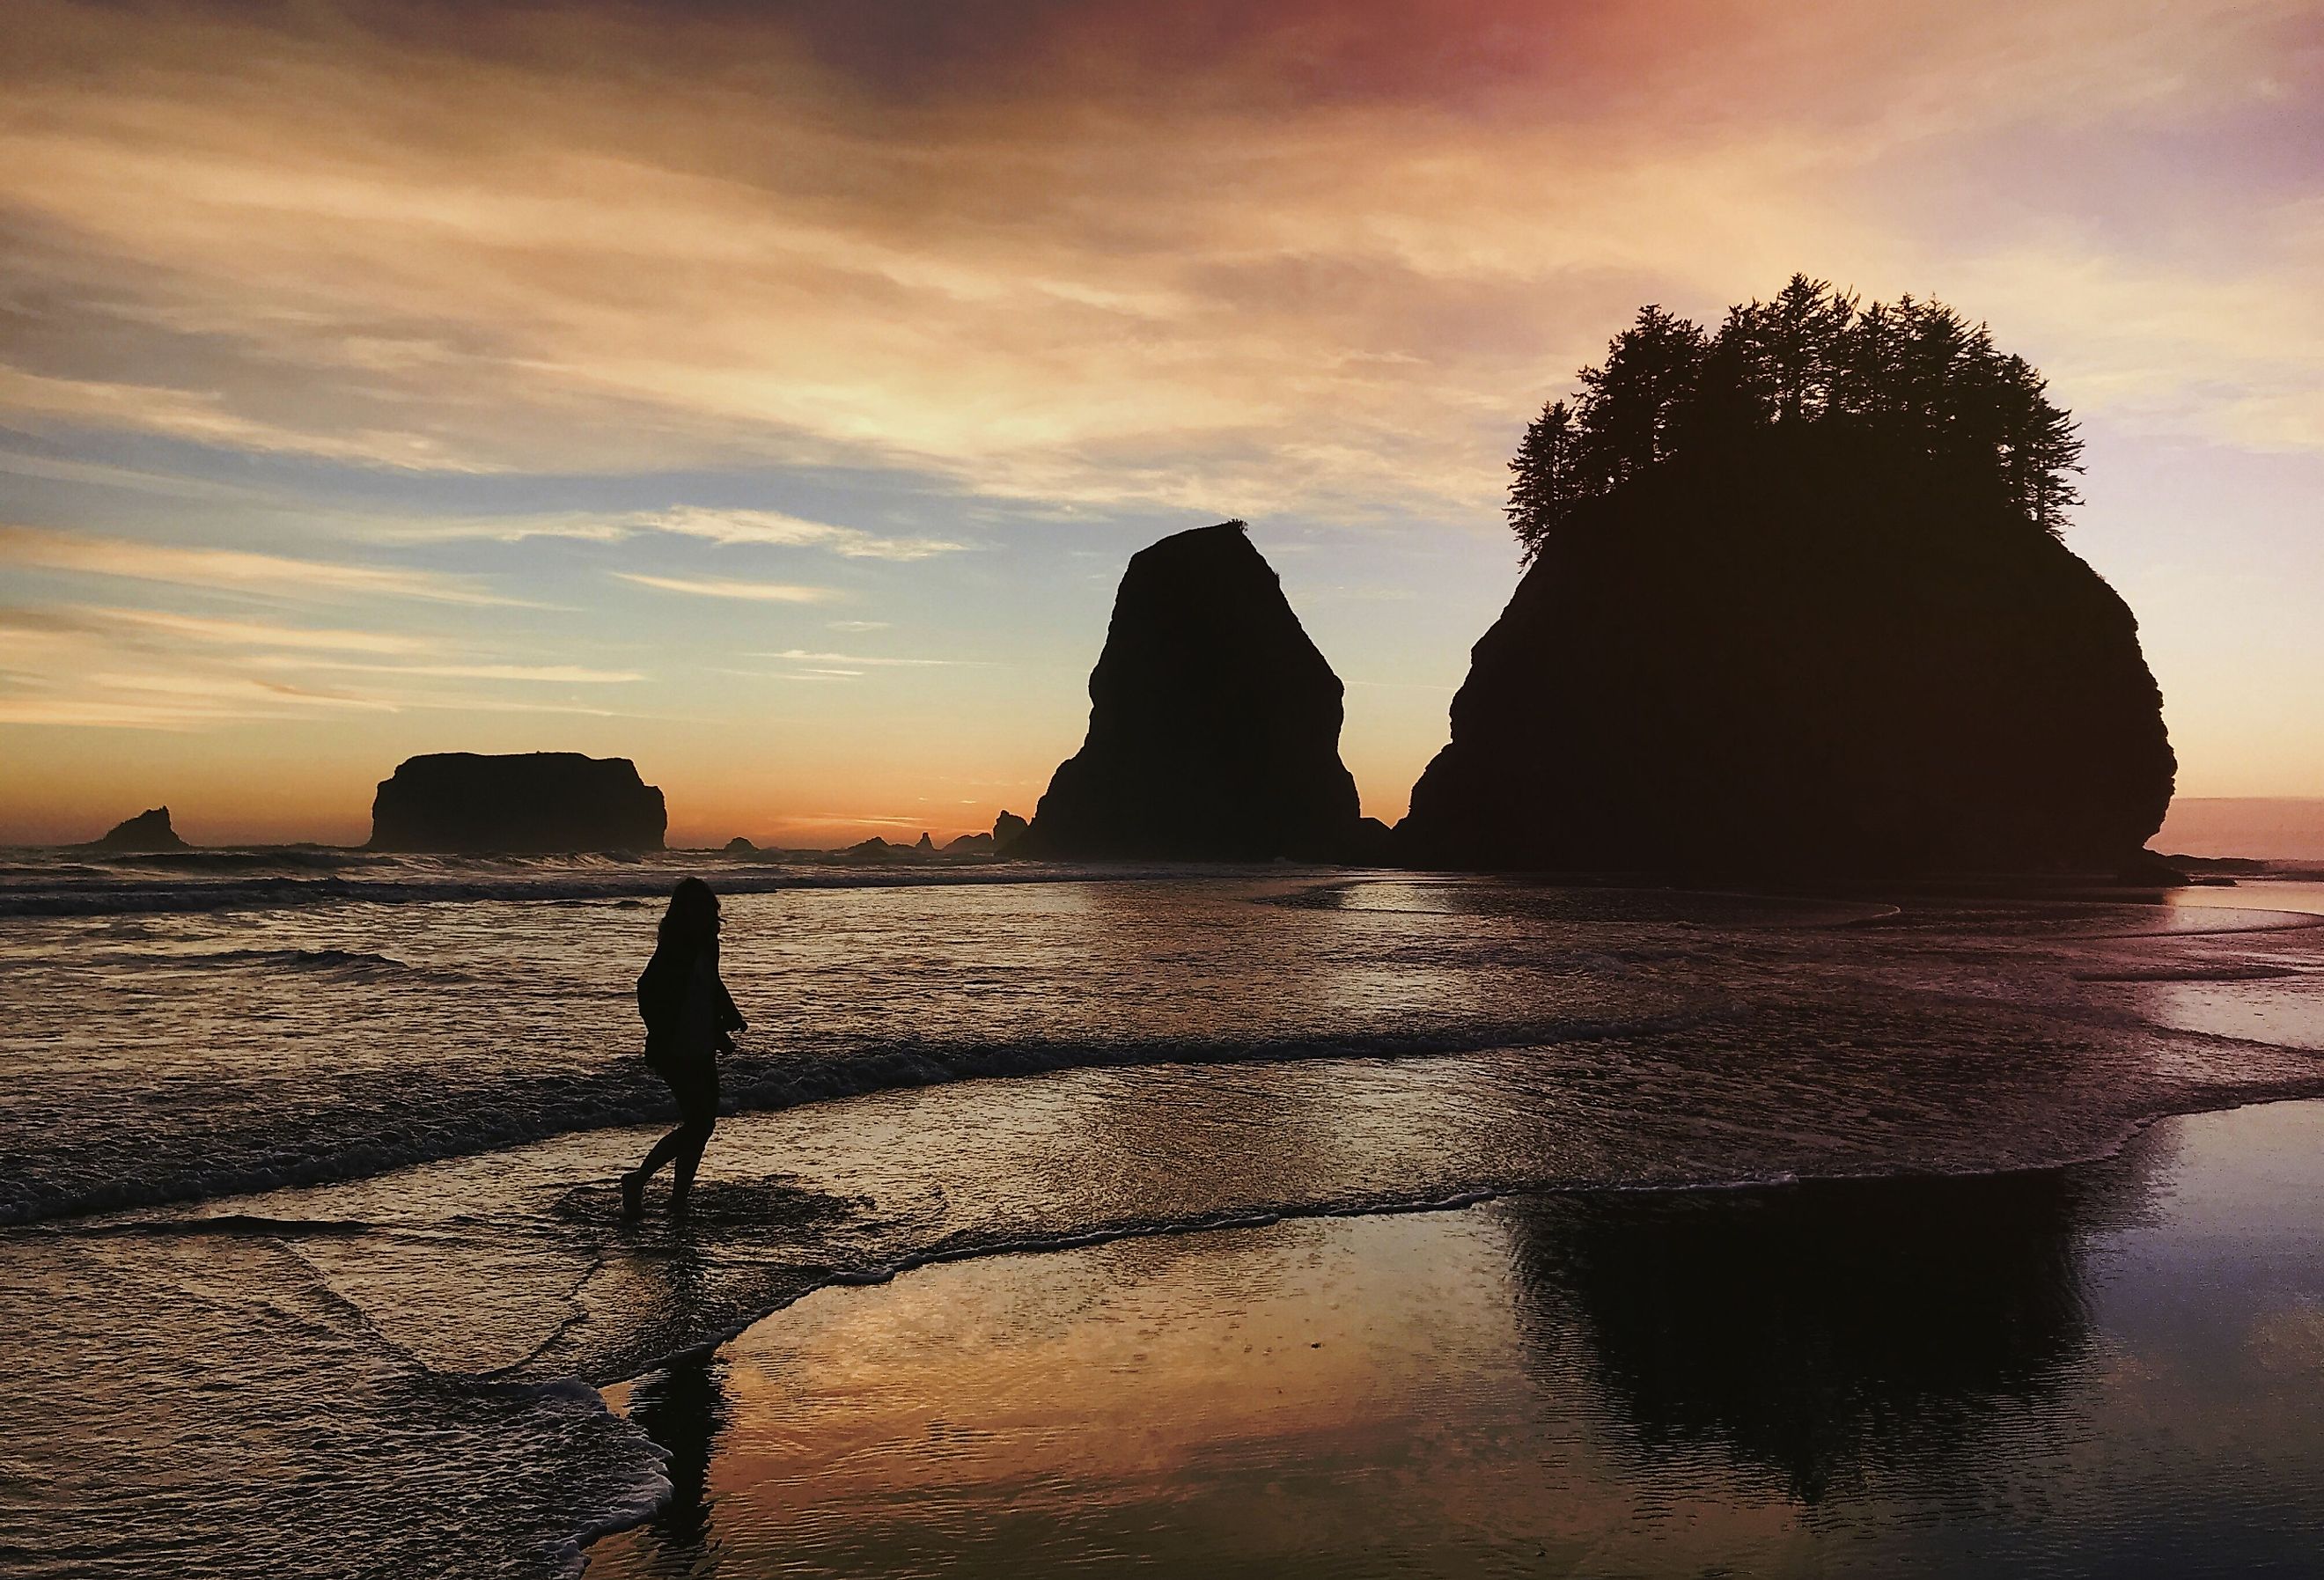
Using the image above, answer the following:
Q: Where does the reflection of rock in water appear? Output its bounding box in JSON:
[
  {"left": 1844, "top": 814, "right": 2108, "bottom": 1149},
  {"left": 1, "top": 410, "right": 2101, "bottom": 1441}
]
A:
[
  {"left": 627, "top": 1352, "right": 730, "bottom": 1551},
  {"left": 1506, "top": 1149, "right": 2154, "bottom": 1503}
]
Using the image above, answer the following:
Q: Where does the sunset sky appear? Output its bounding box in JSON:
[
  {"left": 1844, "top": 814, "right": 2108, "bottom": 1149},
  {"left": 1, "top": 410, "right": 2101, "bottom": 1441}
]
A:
[{"left": 2, "top": 0, "right": 2319, "bottom": 847}]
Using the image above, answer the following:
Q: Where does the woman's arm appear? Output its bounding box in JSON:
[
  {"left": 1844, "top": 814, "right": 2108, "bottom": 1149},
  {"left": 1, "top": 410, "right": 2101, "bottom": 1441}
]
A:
[{"left": 717, "top": 976, "right": 746, "bottom": 1033}]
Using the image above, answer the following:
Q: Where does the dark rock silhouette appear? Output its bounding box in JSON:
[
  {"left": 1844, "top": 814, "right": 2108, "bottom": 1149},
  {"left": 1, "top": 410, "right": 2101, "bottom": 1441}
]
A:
[
  {"left": 723, "top": 836, "right": 757, "bottom": 855},
  {"left": 88, "top": 807, "right": 189, "bottom": 853},
  {"left": 945, "top": 832, "right": 996, "bottom": 854},
  {"left": 368, "top": 753, "right": 666, "bottom": 853},
  {"left": 914, "top": 831, "right": 935, "bottom": 853},
  {"left": 1401, "top": 430, "right": 2175, "bottom": 875},
  {"left": 2116, "top": 848, "right": 2190, "bottom": 887},
  {"left": 1347, "top": 816, "right": 1395, "bottom": 864},
  {"left": 840, "top": 836, "right": 901, "bottom": 862},
  {"left": 991, "top": 811, "right": 1029, "bottom": 855},
  {"left": 2166, "top": 854, "right": 2269, "bottom": 877},
  {"left": 1024, "top": 521, "right": 1362, "bottom": 861}
]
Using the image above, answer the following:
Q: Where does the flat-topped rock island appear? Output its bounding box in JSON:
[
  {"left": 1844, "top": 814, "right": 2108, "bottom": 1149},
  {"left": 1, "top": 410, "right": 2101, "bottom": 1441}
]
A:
[{"left": 367, "top": 753, "right": 666, "bottom": 853}]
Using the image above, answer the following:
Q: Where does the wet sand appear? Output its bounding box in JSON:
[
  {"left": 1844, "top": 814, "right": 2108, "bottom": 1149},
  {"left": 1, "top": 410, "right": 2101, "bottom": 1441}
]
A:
[{"left": 592, "top": 1099, "right": 2324, "bottom": 1578}]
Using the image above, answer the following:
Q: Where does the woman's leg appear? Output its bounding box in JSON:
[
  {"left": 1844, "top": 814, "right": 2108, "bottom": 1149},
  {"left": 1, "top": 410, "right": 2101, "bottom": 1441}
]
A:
[
  {"left": 667, "top": 1062, "right": 721, "bottom": 1214},
  {"left": 627, "top": 1058, "right": 714, "bottom": 1216},
  {"left": 629, "top": 1058, "right": 718, "bottom": 1211},
  {"left": 635, "top": 1122, "right": 691, "bottom": 1183}
]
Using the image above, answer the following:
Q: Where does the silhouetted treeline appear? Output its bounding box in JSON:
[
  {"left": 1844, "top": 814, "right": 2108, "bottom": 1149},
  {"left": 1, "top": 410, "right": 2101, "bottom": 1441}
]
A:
[{"left": 1509, "top": 276, "right": 2084, "bottom": 560}]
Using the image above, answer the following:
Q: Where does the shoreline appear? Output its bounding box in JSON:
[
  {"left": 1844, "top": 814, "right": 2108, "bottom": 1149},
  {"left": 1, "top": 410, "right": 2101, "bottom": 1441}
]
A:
[{"left": 14, "top": 874, "right": 2321, "bottom": 1229}]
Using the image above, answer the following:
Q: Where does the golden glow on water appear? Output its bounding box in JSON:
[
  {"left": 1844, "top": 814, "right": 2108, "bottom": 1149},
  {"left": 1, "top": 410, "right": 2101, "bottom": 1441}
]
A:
[{"left": 592, "top": 1106, "right": 2324, "bottom": 1577}]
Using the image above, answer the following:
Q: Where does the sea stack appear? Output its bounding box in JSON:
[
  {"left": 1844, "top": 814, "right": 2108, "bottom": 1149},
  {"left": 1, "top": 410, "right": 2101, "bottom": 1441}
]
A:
[
  {"left": 88, "top": 806, "right": 190, "bottom": 853},
  {"left": 1399, "top": 430, "right": 2175, "bottom": 876},
  {"left": 1023, "top": 520, "right": 1362, "bottom": 861},
  {"left": 368, "top": 753, "right": 666, "bottom": 853}
]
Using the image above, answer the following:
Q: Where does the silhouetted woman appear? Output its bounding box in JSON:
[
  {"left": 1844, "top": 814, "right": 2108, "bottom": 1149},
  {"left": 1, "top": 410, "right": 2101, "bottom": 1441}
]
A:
[{"left": 623, "top": 877, "right": 746, "bottom": 1219}]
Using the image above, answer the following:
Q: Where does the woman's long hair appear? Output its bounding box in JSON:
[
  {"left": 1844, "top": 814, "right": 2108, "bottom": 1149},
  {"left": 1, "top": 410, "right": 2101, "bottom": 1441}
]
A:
[{"left": 656, "top": 877, "right": 720, "bottom": 961}]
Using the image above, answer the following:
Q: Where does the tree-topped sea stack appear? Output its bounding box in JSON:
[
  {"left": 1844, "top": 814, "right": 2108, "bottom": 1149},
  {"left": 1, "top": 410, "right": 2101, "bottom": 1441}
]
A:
[
  {"left": 369, "top": 753, "right": 666, "bottom": 853},
  {"left": 1401, "top": 276, "right": 2175, "bottom": 877},
  {"left": 1025, "top": 521, "right": 1364, "bottom": 861}
]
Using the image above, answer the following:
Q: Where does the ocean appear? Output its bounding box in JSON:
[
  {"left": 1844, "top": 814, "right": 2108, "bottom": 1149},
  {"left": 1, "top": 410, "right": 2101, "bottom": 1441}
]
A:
[{"left": 4, "top": 853, "right": 2321, "bottom": 1576}]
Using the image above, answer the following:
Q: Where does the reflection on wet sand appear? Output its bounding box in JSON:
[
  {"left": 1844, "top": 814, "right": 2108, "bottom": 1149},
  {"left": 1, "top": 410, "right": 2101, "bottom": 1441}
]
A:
[
  {"left": 581, "top": 1106, "right": 2324, "bottom": 1579},
  {"left": 622, "top": 1353, "right": 730, "bottom": 1555},
  {"left": 1504, "top": 1157, "right": 2144, "bottom": 1505}
]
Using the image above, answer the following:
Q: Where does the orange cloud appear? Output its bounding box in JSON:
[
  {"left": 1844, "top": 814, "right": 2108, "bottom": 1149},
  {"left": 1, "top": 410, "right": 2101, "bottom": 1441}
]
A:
[
  {"left": 611, "top": 573, "right": 838, "bottom": 601},
  {"left": 0, "top": 0, "right": 2311, "bottom": 518}
]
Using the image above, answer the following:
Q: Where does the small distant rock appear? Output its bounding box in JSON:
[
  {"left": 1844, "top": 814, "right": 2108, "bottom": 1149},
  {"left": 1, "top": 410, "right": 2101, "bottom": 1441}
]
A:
[
  {"left": 2116, "top": 848, "right": 2191, "bottom": 887},
  {"left": 2164, "top": 853, "right": 2269, "bottom": 877},
  {"left": 915, "top": 831, "right": 935, "bottom": 853},
  {"left": 89, "top": 807, "right": 189, "bottom": 853},
  {"left": 992, "top": 811, "right": 1030, "bottom": 855},
  {"left": 841, "top": 836, "right": 901, "bottom": 863},
  {"left": 724, "top": 836, "right": 758, "bottom": 855},
  {"left": 945, "top": 831, "right": 996, "bottom": 854}
]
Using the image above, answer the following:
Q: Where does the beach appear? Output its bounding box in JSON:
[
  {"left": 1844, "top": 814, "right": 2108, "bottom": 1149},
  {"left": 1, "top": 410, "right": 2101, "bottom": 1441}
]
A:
[{"left": 3, "top": 858, "right": 2321, "bottom": 1576}]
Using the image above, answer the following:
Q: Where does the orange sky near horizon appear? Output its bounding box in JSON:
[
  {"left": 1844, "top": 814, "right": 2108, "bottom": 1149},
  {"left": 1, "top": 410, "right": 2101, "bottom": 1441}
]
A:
[{"left": 2, "top": 0, "right": 2320, "bottom": 849}]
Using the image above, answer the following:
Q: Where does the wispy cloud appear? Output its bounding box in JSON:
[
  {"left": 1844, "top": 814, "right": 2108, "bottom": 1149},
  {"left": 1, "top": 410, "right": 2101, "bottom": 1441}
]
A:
[
  {"left": 0, "top": 525, "right": 523, "bottom": 606},
  {"left": 643, "top": 507, "right": 969, "bottom": 560},
  {"left": 613, "top": 572, "right": 835, "bottom": 601},
  {"left": 746, "top": 649, "right": 969, "bottom": 667},
  {"left": 84, "top": 670, "right": 401, "bottom": 713},
  {"left": 713, "top": 664, "right": 866, "bottom": 682},
  {"left": 70, "top": 606, "right": 430, "bottom": 654},
  {"left": 0, "top": 688, "right": 630, "bottom": 729},
  {"left": 0, "top": 368, "right": 504, "bottom": 472},
  {"left": 0, "top": 696, "right": 247, "bottom": 729},
  {"left": 361, "top": 511, "right": 636, "bottom": 545},
  {"left": 305, "top": 661, "right": 644, "bottom": 683},
  {"left": 0, "top": 598, "right": 650, "bottom": 732},
  {"left": 344, "top": 504, "right": 967, "bottom": 555},
  {"left": 0, "top": 450, "right": 298, "bottom": 505}
]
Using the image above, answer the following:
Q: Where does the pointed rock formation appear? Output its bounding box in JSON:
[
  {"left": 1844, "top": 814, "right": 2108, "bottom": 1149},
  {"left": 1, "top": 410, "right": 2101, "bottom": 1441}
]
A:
[
  {"left": 1024, "top": 521, "right": 1361, "bottom": 861},
  {"left": 1400, "top": 430, "right": 2175, "bottom": 876},
  {"left": 368, "top": 753, "right": 666, "bottom": 853},
  {"left": 88, "top": 807, "right": 189, "bottom": 853}
]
